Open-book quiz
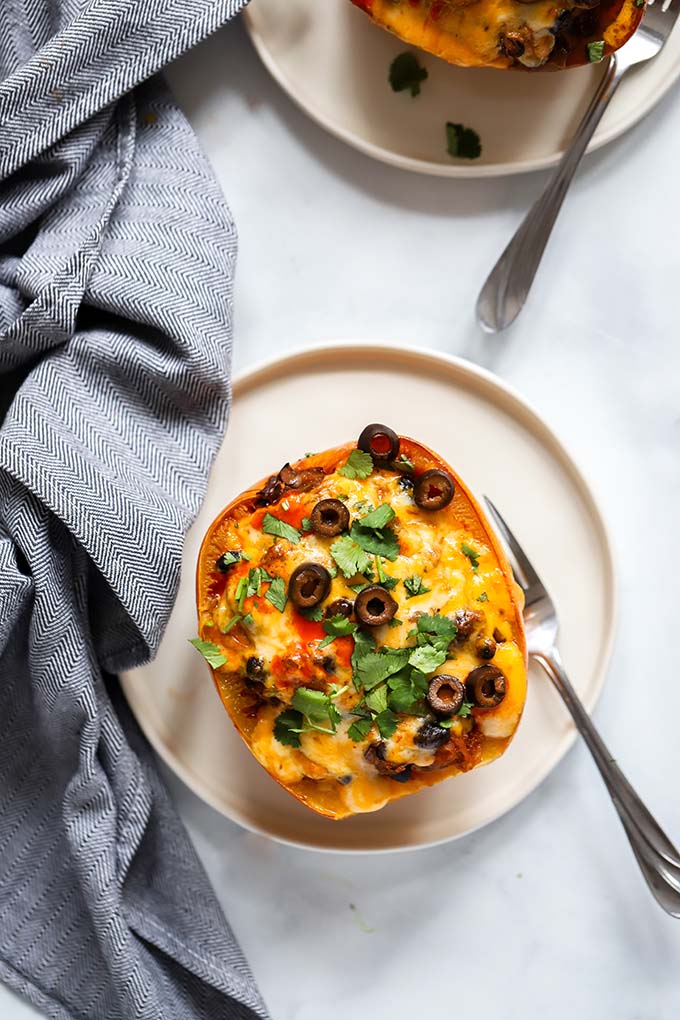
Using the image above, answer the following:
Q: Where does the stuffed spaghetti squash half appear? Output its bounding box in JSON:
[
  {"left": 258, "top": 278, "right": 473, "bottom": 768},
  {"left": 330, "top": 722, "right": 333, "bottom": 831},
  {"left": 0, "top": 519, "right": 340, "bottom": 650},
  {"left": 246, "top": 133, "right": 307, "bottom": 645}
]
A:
[
  {"left": 352, "top": 0, "right": 644, "bottom": 70},
  {"left": 194, "top": 426, "right": 527, "bottom": 820}
]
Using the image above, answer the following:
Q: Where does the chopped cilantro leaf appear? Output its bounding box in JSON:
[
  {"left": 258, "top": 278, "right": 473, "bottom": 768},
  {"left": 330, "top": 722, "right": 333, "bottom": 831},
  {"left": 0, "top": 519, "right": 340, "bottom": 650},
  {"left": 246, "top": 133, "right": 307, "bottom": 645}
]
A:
[
  {"left": 319, "top": 614, "right": 358, "bottom": 648},
  {"left": 350, "top": 521, "right": 399, "bottom": 561},
  {"left": 265, "top": 576, "right": 287, "bottom": 612},
  {"left": 388, "top": 618, "right": 403, "bottom": 629},
  {"left": 477, "top": 592, "right": 489, "bottom": 603},
  {"left": 416, "top": 613, "right": 457, "bottom": 647},
  {"left": 292, "top": 687, "right": 332, "bottom": 724},
  {"left": 301, "top": 516, "right": 312, "bottom": 532},
  {"left": 348, "top": 717, "right": 373, "bottom": 742},
  {"left": 246, "top": 566, "right": 272, "bottom": 598},
  {"left": 262, "top": 512, "right": 301, "bottom": 545},
  {"left": 242, "top": 612, "right": 255, "bottom": 627},
  {"left": 299, "top": 605, "right": 323, "bottom": 622},
  {"left": 446, "top": 122, "right": 482, "bottom": 160},
  {"left": 365, "top": 685, "right": 388, "bottom": 715},
  {"left": 387, "top": 669, "right": 428, "bottom": 713},
  {"left": 409, "top": 645, "right": 447, "bottom": 675},
  {"left": 274, "top": 709, "right": 303, "bottom": 748},
  {"left": 394, "top": 453, "right": 414, "bottom": 472},
  {"left": 461, "top": 541, "right": 480, "bottom": 573},
  {"left": 234, "top": 576, "right": 248, "bottom": 612},
  {"left": 439, "top": 701, "right": 474, "bottom": 725},
  {"left": 389, "top": 51, "right": 428, "bottom": 98},
  {"left": 216, "top": 550, "right": 241, "bottom": 572},
  {"left": 331, "top": 534, "right": 372, "bottom": 578},
  {"left": 587, "top": 40, "right": 605, "bottom": 62},
  {"left": 220, "top": 613, "right": 243, "bottom": 634},
  {"left": 351, "top": 629, "right": 376, "bottom": 685},
  {"left": 338, "top": 449, "right": 373, "bottom": 480},
  {"left": 358, "top": 503, "right": 396, "bottom": 531},
  {"left": 188, "top": 638, "right": 226, "bottom": 669},
  {"left": 354, "top": 647, "right": 410, "bottom": 691},
  {"left": 375, "top": 709, "right": 399, "bottom": 739},
  {"left": 403, "top": 575, "right": 431, "bottom": 599},
  {"left": 291, "top": 684, "right": 348, "bottom": 734}
]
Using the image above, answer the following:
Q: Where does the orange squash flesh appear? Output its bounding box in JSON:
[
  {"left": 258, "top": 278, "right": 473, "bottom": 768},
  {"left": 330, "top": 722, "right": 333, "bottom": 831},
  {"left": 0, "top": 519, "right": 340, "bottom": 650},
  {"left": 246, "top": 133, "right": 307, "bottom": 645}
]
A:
[
  {"left": 195, "top": 436, "right": 527, "bottom": 820},
  {"left": 352, "top": 0, "right": 645, "bottom": 71}
]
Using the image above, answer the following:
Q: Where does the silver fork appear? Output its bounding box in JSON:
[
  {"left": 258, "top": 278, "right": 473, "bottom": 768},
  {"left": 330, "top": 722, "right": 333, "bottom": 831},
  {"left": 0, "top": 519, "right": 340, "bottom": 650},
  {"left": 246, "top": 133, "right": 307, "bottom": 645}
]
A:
[
  {"left": 476, "top": 0, "right": 680, "bottom": 333},
  {"left": 484, "top": 497, "right": 680, "bottom": 917}
]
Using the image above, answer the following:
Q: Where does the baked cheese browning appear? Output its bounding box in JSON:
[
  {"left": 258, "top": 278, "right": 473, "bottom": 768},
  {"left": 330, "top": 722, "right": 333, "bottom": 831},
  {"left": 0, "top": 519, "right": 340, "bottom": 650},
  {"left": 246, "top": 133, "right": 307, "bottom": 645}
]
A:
[
  {"left": 195, "top": 425, "right": 527, "bottom": 820},
  {"left": 352, "top": 0, "right": 645, "bottom": 71}
]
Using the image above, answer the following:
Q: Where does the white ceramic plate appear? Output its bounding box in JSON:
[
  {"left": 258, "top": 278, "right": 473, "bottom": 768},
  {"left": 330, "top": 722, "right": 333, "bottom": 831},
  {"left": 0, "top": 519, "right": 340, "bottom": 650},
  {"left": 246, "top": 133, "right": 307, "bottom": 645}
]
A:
[
  {"left": 243, "top": 0, "right": 680, "bottom": 177},
  {"left": 120, "top": 343, "right": 616, "bottom": 853}
]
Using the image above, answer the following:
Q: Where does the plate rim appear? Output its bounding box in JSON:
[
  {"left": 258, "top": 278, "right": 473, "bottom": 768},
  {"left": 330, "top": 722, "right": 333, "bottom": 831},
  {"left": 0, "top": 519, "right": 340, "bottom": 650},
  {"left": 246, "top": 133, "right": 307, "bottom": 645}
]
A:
[
  {"left": 121, "top": 340, "right": 618, "bottom": 854},
  {"left": 242, "top": 4, "right": 680, "bottom": 178}
]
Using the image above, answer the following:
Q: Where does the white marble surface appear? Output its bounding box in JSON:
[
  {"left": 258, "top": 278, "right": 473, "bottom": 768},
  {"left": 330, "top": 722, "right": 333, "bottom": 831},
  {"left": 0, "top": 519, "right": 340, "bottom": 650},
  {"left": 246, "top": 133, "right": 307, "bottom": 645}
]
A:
[{"left": 4, "top": 14, "right": 680, "bottom": 1020}]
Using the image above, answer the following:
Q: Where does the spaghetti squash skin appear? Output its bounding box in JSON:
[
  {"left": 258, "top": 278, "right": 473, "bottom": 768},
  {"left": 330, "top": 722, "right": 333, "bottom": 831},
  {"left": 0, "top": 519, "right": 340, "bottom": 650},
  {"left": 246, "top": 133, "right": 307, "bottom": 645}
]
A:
[{"left": 195, "top": 432, "right": 527, "bottom": 820}]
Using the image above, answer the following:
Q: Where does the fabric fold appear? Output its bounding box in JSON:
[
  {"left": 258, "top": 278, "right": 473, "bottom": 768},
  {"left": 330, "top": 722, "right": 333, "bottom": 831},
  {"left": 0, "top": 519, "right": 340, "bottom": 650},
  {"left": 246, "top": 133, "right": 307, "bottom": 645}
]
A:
[{"left": 0, "top": 3, "right": 268, "bottom": 1018}]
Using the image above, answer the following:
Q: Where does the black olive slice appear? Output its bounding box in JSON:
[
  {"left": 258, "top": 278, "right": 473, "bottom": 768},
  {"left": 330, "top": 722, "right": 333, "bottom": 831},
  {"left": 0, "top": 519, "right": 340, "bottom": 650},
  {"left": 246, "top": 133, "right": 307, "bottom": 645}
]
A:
[
  {"left": 326, "top": 598, "right": 353, "bottom": 619},
  {"left": 452, "top": 608, "right": 482, "bottom": 642},
  {"left": 310, "top": 498, "right": 350, "bottom": 537},
  {"left": 476, "top": 636, "right": 497, "bottom": 660},
  {"left": 413, "top": 469, "right": 455, "bottom": 511},
  {"left": 358, "top": 423, "right": 400, "bottom": 463},
  {"left": 354, "top": 585, "right": 397, "bottom": 627},
  {"left": 279, "top": 463, "right": 325, "bottom": 491},
  {"left": 288, "top": 563, "right": 331, "bottom": 609},
  {"left": 426, "top": 674, "right": 465, "bottom": 717},
  {"left": 364, "top": 742, "right": 411, "bottom": 781},
  {"left": 466, "top": 665, "right": 507, "bottom": 708},
  {"left": 246, "top": 656, "right": 265, "bottom": 680},
  {"left": 415, "top": 720, "right": 450, "bottom": 750},
  {"left": 256, "top": 463, "right": 325, "bottom": 506}
]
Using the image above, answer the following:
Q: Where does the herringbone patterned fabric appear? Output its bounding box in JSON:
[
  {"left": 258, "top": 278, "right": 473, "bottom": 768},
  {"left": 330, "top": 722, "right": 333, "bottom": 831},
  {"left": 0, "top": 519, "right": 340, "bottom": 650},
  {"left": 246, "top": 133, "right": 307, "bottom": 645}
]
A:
[{"left": 0, "top": 2, "right": 269, "bottom": 1018}]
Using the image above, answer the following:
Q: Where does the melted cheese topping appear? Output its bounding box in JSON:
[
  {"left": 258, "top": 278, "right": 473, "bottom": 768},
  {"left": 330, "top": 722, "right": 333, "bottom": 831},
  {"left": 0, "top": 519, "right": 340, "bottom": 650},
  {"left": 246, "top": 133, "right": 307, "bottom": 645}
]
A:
[
  {"left": 199, "top": 451, "right": 527, "bottom": 816},
  {"left": 353, "top": 0, "right": 635, "bottom": 70}
]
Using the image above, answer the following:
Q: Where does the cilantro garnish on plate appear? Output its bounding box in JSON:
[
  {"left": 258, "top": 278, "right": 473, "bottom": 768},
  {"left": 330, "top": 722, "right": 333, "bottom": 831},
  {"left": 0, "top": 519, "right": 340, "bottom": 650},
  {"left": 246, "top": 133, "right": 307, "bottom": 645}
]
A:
[
  {"left": 446, "top": 122, "right": 482, "bottom": 160},
  {"left": 389, "top": 51, "right": 428, "bottom": 98}
]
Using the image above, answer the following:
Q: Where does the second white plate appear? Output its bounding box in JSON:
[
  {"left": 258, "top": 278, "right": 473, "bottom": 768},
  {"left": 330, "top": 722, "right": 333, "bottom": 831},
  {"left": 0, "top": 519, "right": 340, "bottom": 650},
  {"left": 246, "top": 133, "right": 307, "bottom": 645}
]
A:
[
  {"left": 120, "top": 343, "right": 616, "bottom": 853},
  {"left": 244, "top": 0, "right": 680, "bottom": 177}
]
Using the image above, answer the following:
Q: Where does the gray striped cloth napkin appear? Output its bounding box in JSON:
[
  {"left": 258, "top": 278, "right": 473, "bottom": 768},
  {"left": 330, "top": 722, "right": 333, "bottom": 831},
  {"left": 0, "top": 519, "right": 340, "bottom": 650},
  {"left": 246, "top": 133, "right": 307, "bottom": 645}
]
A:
[{"left": 0, "top": 2, "right": 269, "bottom": 1018}]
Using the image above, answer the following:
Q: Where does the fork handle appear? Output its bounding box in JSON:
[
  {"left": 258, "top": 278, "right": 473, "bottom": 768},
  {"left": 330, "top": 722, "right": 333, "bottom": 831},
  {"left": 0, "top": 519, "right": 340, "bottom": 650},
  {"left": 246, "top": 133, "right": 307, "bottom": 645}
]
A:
[
  {"left": 534, "top": 647, "right": 680, "bottom": 917},
  {"left": 476, "top": 54, "right": 628, "bottom": 333}
]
